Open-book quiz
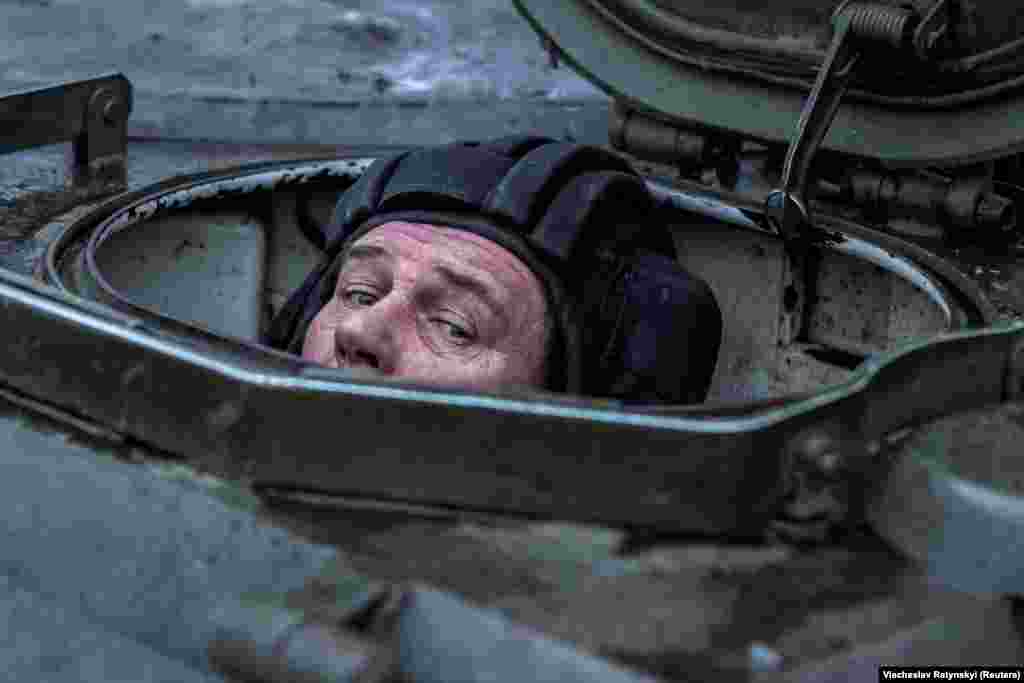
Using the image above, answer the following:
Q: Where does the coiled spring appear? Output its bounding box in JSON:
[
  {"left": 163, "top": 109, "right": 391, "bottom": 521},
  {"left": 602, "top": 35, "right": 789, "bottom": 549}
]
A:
[{"left": 841, "top": 2, "right": 914, "bottom": 50}]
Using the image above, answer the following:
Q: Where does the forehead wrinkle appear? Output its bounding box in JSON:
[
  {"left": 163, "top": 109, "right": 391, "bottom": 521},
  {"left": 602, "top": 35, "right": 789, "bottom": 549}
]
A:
[
  {"left": 430, "top": 262, "right": 507, "bottom": 320},
  {"left": 356, "top": 223, "right": 537, "bottom": 284},
  {"left": 350, "top": 221, "right": 546, "bottom": 324}
]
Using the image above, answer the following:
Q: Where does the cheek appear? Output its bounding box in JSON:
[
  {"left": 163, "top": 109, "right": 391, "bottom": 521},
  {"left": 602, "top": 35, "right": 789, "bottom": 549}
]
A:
[
  {"left": 301, "top": 305, "right": 336, "bottom": 364},
  {"left": 519, "top": 320, "right": 549, "bottom": 384},
  {"left": 492, "top": 310, "right": 548, "bottom": 387},
  {"left": 438, "top": 347, "right": 546, "bottom": 392}
]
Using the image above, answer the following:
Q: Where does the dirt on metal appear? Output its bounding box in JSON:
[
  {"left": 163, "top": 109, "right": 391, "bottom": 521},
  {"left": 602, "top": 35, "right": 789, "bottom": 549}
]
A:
[{"left": 907, "top": 402, "right": 1024, "bottom": 497}]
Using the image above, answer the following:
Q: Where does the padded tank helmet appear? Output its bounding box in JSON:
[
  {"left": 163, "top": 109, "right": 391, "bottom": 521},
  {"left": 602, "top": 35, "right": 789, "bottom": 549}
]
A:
[{"left": 266, "top": 136, "right": 722, "bottom": 405}]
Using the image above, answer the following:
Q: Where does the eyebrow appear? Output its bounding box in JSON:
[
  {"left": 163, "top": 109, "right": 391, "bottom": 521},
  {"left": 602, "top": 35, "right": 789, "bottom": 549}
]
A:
[
  {"left": 343, "top": 243, "right": 392, "bottom": 264},
  {"left": 432, "top": 264, "right": 506, "bottom": 321},
  {"left": 341, "top": 243, "right": 506, "bottom": 321}
]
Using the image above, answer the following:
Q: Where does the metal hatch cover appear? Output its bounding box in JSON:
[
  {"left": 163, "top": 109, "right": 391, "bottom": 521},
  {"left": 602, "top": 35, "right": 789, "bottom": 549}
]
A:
[{"left": 513, "top": 0, "right": 1024, "bottom": 167}]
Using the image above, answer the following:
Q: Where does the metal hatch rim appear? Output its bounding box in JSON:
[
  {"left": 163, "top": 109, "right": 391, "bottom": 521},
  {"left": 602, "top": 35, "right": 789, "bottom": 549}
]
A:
[
  {"left": 20, "top": 153, "right": 1020, "bottom": 542},
  {"left": 41, "top": 155, "right": 377, "bottom": 294},
  {"left": 649, "top": 175, "right": 997, "bottom": 328},
  {"left": 649, "top": 180, "right": 960, "bottom": 331},
  {"left": 68, "top": 157, "right": 966, "bottom": 359},
  {"left": 2, "top": 260, "right": 1023, "bottom": 533},
  {"left": 78, "top": 157, "right": 377, "bottom": 345}
]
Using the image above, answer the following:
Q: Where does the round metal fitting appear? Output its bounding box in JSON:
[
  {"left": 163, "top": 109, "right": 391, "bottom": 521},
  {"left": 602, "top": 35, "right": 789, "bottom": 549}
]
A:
[
  {"left": 102, "top": 97, "right": 127, "bottom": 125},
  {"left": 88, "top": 87, "right": 126, "bottom": 126},
  {"left": 790, "top": 427, "right": 844, "bottom": 478}
]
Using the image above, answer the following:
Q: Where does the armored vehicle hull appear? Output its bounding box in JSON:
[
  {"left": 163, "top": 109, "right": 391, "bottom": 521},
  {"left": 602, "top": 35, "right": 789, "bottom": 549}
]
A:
[{"left": 4, "top": 0, "right": 1024, "bottom": 677}]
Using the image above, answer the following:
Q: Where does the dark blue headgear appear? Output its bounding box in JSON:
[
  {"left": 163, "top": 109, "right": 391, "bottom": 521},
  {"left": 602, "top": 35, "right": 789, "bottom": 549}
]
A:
[{"left": 266, "top": 136, "right": 722, "bottom": 404}]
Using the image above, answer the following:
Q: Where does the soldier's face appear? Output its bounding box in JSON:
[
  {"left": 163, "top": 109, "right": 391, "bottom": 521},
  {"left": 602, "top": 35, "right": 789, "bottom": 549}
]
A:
[{"left": 302, "top": 221, "right": 549, "bottom": 391}]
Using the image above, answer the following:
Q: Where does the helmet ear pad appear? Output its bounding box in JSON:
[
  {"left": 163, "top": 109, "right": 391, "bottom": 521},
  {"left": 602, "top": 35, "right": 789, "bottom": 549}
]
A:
[
  {"left": 527, "top": 170, "right": 663, "bottom": 263},
  {"left": 265, "top": 137, "right": 722, "bottom": 404},
  {"left": 536, "top": 172, "right": 721, "bottom": 405},
  {"left": 576, "top": 248, "right": 722, "bottom": 405}
]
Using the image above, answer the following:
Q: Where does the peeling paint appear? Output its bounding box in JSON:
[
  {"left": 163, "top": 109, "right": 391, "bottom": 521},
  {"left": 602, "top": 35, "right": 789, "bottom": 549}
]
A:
[{"left": 94, "top": 158, "right": 374, "bottom": 243}]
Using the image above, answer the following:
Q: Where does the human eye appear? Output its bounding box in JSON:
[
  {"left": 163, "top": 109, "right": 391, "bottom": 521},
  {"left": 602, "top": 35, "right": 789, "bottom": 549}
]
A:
[
  {"left": 432, "top": 314, "right": 476, "bottom": 346},
  {"left": 340, "top": 285, "right": 379, "bottom": 308}
]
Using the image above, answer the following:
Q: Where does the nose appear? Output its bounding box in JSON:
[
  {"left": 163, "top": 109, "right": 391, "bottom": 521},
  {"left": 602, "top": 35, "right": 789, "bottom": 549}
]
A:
[{"left": 333, "top": 298, "right": 398, "bottom": 374}]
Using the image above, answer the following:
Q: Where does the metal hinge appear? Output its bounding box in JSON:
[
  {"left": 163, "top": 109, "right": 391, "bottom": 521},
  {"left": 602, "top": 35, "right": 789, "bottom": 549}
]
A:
[
  {"left": 765, "top": 0, "right": 966, "bottom": 246},
  {"left": 609, "top": 104, "right": 741, "bottom": 188},
  {"left": 0, "top": 73, "right": 132, "bottom": 199},
  {"left": 606, "top": 1, "right": 1013, "bottom": 237},
  {"left": 821, "top": 166, "right": 1016, "bottom": 239}
]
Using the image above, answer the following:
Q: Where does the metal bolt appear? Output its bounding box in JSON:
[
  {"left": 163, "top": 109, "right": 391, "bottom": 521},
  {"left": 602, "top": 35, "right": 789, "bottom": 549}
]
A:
[
  {"left": 976, "top": 192, "right": 1016, "bottom": 233},
  {"left": 87, "top": 87, "right": 127, "bottom": 126},
  {"left": 102, "top": 97, "right": 126, "bottom": 125},
  {"left": 791, "top": 427, "right": 843, "bottom": 477},
  {"left": 818, "top": 449, "right": 841, "bottom": 475}
]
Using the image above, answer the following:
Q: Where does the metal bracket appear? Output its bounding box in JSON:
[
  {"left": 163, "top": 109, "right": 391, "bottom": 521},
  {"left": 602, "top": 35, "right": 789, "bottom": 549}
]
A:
[
  {"left": 765, "top": 3, "right": 916, "bottom": 245},
  {"left": 913, "top": 0, "right": 956, "bottom": 60},
  {"left": 0, "top": 73, "right": 133, "bottom": 198}
]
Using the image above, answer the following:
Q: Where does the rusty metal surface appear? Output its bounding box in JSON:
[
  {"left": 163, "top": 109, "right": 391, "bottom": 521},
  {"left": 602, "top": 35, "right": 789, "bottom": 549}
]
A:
[
  {"left": 0, "top": 74, "right": 132, "bottom": 199},
  {"left": 0, "top": 206, "right": 1021, "bottom": 538},
  {"left": 44, "top": 154, "right": 960, "bottom": 403},
  {"left": 666, "top": 195, "right": 958, "bottom": 400},
  {"left": 0, "top": 140, "right": 405, "bottom": 276},
  {"left": 4, "top": 152, "right": 1014, "bottom": 541},
  {"left": 807, "top": 249, "right": 951, "bottom": 357},
  {"left": 1, "top": 136, "right": 1024, "bottom": 681},
  {"left": 0, "top": 373, "right": 1019, "bottom": 682},
  {"left": 0, "top": 263, "right": 794, "bottom": 534},
  {"left": 0, "top": 143, "right": 1007, "bottom": 548}
]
